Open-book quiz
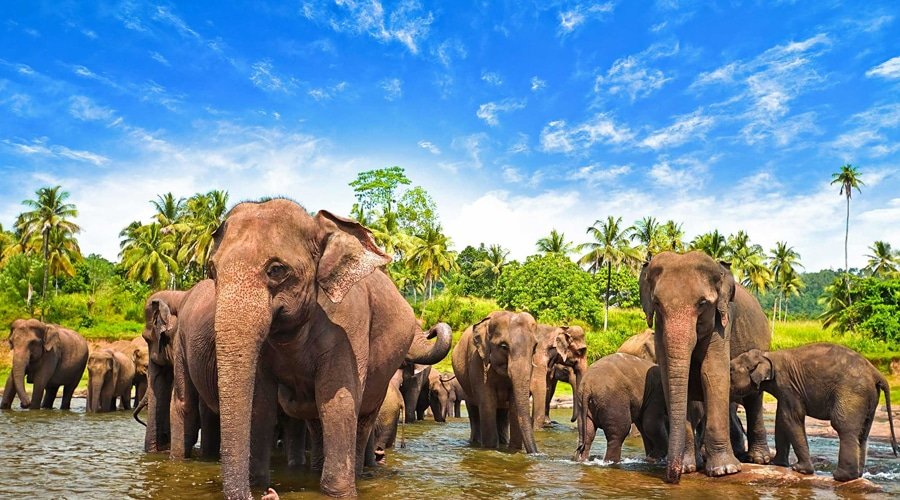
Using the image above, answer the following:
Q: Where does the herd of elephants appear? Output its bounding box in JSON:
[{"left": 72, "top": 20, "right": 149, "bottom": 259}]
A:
[{"left": 2, "top": 199, "right": 898, "bottom": 499}]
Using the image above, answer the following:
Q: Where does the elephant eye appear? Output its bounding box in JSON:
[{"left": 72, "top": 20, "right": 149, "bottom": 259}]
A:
[
  {"left": 698, "top": 298, "right": 709, "bottom": 307},
  {"left": 266, "top": 262, "right": 288, "bottom": 281},
  {"left": 499, "top": 342, "right": 510, "bottom": 350}
]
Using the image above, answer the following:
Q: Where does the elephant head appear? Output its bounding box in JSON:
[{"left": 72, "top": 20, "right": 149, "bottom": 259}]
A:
[
  {"left": 8, "top": 319, "right": 61, "bottom": 408},
  {"left": 207, "top": 199, "right": 391, "bottom": 498},
  {"left": 143, "top": 299, "right": 176, "bottom": 367},
  {"left": 552, "top": 326, "right": 588, "bottom": 423},
  {"left": 428, "top": 372, "right": 453, "bottom": 422},
  {"left": 639, "top": 251, "right": 735, "bottom": 483},
  {"left": 473, "top": 311, "right": 539, "bottom": 453},
  {"left": 729, "top": 349, "right": 773, "bottom": 397},
  {"left": 87, "top": 349, "right": 119, "bottom": 412}
]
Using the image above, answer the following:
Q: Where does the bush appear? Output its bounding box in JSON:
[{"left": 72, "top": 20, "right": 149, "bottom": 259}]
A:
[{"left": 418, "top": 294, "right": 499, "bottom": 333}]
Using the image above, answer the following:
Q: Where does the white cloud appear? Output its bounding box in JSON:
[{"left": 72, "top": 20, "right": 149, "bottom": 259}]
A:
[
  {"left": 153, "top": 6, "right": 200, "bottom": 39},
  {"left": 558, "top": 2, "right": 614, "bottom": 34},
  {"left": 481, "top": 71, "right": 502, "bottom": 86},
  {"left": 418, "top": 140, "right": 441, "bottom": 155},
  {"left": 502, "top": 166, "right": 523, "bottom": 183},
  {"left": 568, "top": 164, "right": 631, "bottom": 185},
  {"left": 540, "top": 113, "right": 634, "bottom": 153},
  {"left": 641, "top": 110, "right": 715, "bottom": 149},
  {"left": 380, "top": 78, "right": 402, "bottom": 100},
  {"left": 308, "top": 81, "right": 348, "bottom": 101},
  {"left": 530, "top": 76, "right": 546, "bottom": 92},
  {"left": 306, "top": 0, "right": 434, "bottom": 54},
  {"left": 476, "top": 99, "right": 526, "bottom": 126},
  {"left": 595, "top": 55, "right": 671, "bottom": 101},
  {"left": 451, "top": 133, "right": 487, "bottom": 169},
  {"left": 865, "top": 56, "right": 900, "bottom": 79},
  {"left": 69, "top": 96, "right": 115, "bottom": 121},
  {"left": 508, "top": 133, "right": 529, "bottom": 154},
  {"left": 150, "top": 51, "right": 170, "bottom": 66},
  {"left": 5, "top": 138, "right": 109, "bottom": 166},
  {"left": 831, "top": 103, "right": 900, "bottom": 158},
  {"left": 647, "top": 158, "right": 707, "bottom": 190},
  {"left": 250, "top": 60, "right": 297, "bottom": 94},
  {"left": 433, "top": 38, "right": 466, "bottom": 67}
]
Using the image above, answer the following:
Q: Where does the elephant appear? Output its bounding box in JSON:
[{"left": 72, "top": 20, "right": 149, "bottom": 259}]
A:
[
  {"left": 1, "top": 319, "right": 88, "bottom": 410},
  {"left": 452, "top": 311, "right": 538, "bottom": 453},
  {"left": 372, "top": 370, "right": 405, "bottom": 463},
  {"left": 110, "top": 337, "right": 149, "bottom": 407},
  {"left": 531, "top": 324, "right": 588, "bottom": 430},
  {"left": 617, "top": 329, "right": 656, "bottom": 362},
  {"left": 573, "top": 353, "right": 668, "bottom": 463},
  {"left": 399, "top": 362, "right": 432, "bottom": 423},
  {"left": 207, "top": 199, "right": 452, "bottom": 499},
  {"left": 87, "top": 348, "right": 135, "bottom": 412},
  {"left": 429, "top": 370, "right": 466, "bottom": 422},
  {"left": 730, "top": 343, "right": 899, "bottom": 481},
  {"left": 141, "top": 289, "right": 188, "bottom": 453},
  {"left": 639, "top": 251, "right": 772, "bottom": 483}
]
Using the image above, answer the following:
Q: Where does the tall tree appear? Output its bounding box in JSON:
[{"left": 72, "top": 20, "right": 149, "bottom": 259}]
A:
[
  {"left": 151, "top": 192, "right": 186, "bottom": 230},
  {"left": 864, "top": 241, "right": 898, "bottom": 278},
  {"left": 120, "top": 223, "right": 177, "bottom": 290},
  {"left": 690, "top": 229, "right": 728, "bottom": 260},
  {"left": 768, "top": 241, "right": 803, "bottom": 327},
  {"left": 536, "top": 229, "right": 575, "bottom": 256},
  {"left": 178, "top": 190, "right": 229, "bottom": 277},
  {"left": 579, "top": 216, "right": 639, "bottom": 331},
  {"left": 659, "top": 220, "right": 685, "bottom": 253},
  {"left": 630, "top": 216, "right": 661, "bottom": 261},
  {"left": 473, "top": 244, "right": 509, "bottom": 287},
  {"left": 406, "top": 226, "right": 457, "bottom": 300},
  {"left": 830, "top": 164, "right": 863, "bottom": 302},
  {"left": 15, "top": 185, "right": 81, "bottom": 304}
]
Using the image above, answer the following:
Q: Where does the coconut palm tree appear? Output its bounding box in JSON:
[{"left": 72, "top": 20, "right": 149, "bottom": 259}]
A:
[
  {"left": 776, "top": 267, "right": 804, "bottom": 322},
  {"left": 864, "top": 241, "right": 898, "bottom": 278},
  {"left": 690, "top": 229, "right": 729, "bottom": 260},
  {"left": 406, "top": 226, "right": 457, "bottom": 300},
  {"left": 473, "top": 244, "right": 509, "bottom": 286},
  {"left": 819, "top": 276, "right": 851, "bottom": 331},
  {"left": 151, "top": 193, "right": 186, "bottom": 229},
  {"left": 536, "top": 229, "right": 575, "bottom": 257},
  {"left": 15, "top": 185, "right": 81, "bottom": 303},
  {"left": 630, "top": 216, "right": 661, "bottom": 261},
  {"left": 768, "top": 241, "right": 803, "bottom": 328},
  {"left": 120, "top": 223, "right": 177, "bottom": 290},
  {"left": 726, "top": 231, "right": 767, "bottom": 284},
  {"left": 0, "top": 223, "right": 17, "bottom": 267},
  {"left": 831, "top": 164, "right": 863, "bottom": 301},
  {"left": 659, "top": 220, "right": 686, "bottom": 253},
  {"left": 579, "top": 216, "right": 640, "bottom": 331},
  {"left": 178, "top": 190, "right": 229, "bottom": 273}
]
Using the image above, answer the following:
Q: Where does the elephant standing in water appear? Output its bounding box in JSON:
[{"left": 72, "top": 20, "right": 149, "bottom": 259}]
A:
[
  {"left": 207, "top": 199, "right": 451, "bottom": 499},
  {"left": 429, "top": 370, "right": 466, "bottom": 422},
  {"left": 639, "top": 251, "right": 771, "bottom": 483},
  {"left": 110, "top": 337, "right": 149, "bottom": 406},
  {"left": 86, "top": 348, "right": 135, "bottom": 412},
  {"left": 452, "top": 311, "right": 538, "bottom": 453},
  {"left": 1, "top": 319, "right": 88, "bottom": 410},
  {"left": 399, "top": 363, "right": 431, "bottom": 423},
  {"left": 372, "top": 370, "right": 405, "bottom": 463},
  {"left": 531, "top": 325, "right": 587, "bottom": 430}
]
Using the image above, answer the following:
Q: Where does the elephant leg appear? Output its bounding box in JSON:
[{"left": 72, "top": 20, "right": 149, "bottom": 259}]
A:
[
  {"left": 641, "top": 406, "right": 669, "bottom": 461},
  {"left": 832, "top": 417, "right": 864, "bottom": 482},
  {"left": 454, "top": 400, "right": 461, "bottom": 418},
  {"left": 742, "top": 393, "right": 771, "bottom": 464},
  {"left": 1, "top": 374, "right": 15, "bottom": 409},
  {"left": 699, "top": 337, "right": 741, "bottom": 477},
  {"left": 544, "top": 377, "right": 558, "bottom": 423},
  {"left": 479, "top": 397, "right": 500, "bottom": 449},
  {"left": 355, "top": 411, "right": 378, "bottom": 472},
  {"left": 603, "top": 425, "right": 627, "bottom": 463},
  {"left": 308, "top": 419, "right": 325, "bottom": 471},
  {"left": 467, "top": 404, "right": 481, "bottom": 446},
  {"left": 729, "top": 402, "right": 746, "bottom": 458},
  {"left": 41, "top": 385, "right": 60, "bottom": 409},
  {"left": 284, "top": 417, "right": 307, "bottom": 468},
  {"left": 29, "top": 373, "right": 49, "bottom": 410},
  {"left": 683, "top": 418, "right": 698, "bottom": 473},
  {"left": 496, "top": 407, "right": 510, "bottom": 446},
  {"left": 315, "top": 357, "right": 360, "bottom": 498},
  {"left": 170, "top": 359, "right": 201, "bottom": 459},
  {"left": 776, "top": 404, "right": 812, "bottom": 474},
  {"left": 199, "top": 403, "right": 221, "bottom": 459},
  {"left": 249, "top": 376, "right": 278, "bottom": 488},
  {"left": 573, "top": 411, "right": 596, "bottom": 462}
]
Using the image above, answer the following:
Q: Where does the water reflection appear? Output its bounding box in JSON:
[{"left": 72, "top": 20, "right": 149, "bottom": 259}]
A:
[{"left": 0, "top": 400, "right": 896, "bottom": 499}]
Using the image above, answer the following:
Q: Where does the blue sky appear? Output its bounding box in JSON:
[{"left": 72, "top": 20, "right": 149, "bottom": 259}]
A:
[{"left": 1, "top": 1, "right": 898, "bottom": 271}]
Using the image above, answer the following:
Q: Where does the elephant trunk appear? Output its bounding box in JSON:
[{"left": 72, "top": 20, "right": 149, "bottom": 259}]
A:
[
  {"left": 216, "top": 280, "right": 271, "bottom": 500},
  {"left": 89, "top": 372, "right": 105, "bottom": 412},
  {"left": 571, "top": 359, "right": 587, "bottom": 424},
  {"left": 12, "top": 351, "right": 30, "bottom": 408},
  {"left": 405, "top": 323, "right": 452, "bottom": 365},
  {"left": 660, "top": 316, "right": 696, "bottom": 484},
  {"left": 511, "top": 358, "right": 538, "bottom": 454}
]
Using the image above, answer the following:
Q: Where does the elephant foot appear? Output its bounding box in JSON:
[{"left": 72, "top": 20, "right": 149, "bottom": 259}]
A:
[
  {"left": 832, "top": 467, "right": 860, "bottom": 482},
  {"left": 745, "top": 445, "right": 772, "bottom": 465},
  {"left": 705, "top": 452, "right": 741, "bottom": 477},
  {"left": 792, "top": 462, "right": 815, "bottom": 475},
  {"left": 772, "top": 454, "right": 790, "bottom": 468},
  {"left": 681, "top": 450, "right": 697, "bottom": 474}
]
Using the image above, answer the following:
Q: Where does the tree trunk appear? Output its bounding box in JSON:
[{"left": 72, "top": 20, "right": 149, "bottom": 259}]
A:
[
  {"left": 604, "top": 261, "right": 612, "bottom": 331},
  {"left": 41, "top": 226, "right": 49, "bottom": 319},
  {"left": 845, "top": 196, "right": 852, "bottom": 306}
]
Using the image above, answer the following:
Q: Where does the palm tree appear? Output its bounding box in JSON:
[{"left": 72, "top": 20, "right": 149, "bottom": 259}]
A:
[
  {"left": 151, "top": 193, "right": 186, "bottom": 230},
  {"left": 831, "top": 164, "right": 863, "bottom": 302},
  {"left": 864, "top": 241, "right": 898, "bottom": 277},
  {"left": 0, "top": 223, "right": 17, "bottom": 267},
  {"left": 726, "top": 231, "right": 767, "bottom": 284},
  {"left": 473, "top": 244, "right": 509, "bottom": 287},
  {"left": 536, "top": 229, "right": 575, "bottom": 257},
  {"left": 630, "top": 216, "right": 661, "bottom": 261},
  {"left": 43, "top": 227, "right": 82, "bottom": 290},
  {"left": 659, "top": 220, "right": 685, "bottom": 253},
  {"left": 15, "top": 185, "right": 81, "bottom": 304},
  {"left": 690, "top": 230, "right": 729, "bottom": 260},
  {"left": 406, "top": 226, "right": 458, "bottom": 300},
  {"left": 120, "top": 223, "right": 178, "bottom": 290},
  {"left": 776, "top": 267, "right": 804, "bottom": 322},
  {"left": 579, "top": 216, "right": 639, "bottom": 331},
  {"left": 819, "top": 276, "right": 851, "bottom": 331},
  {"left": 768, "top": 242, "right": 803, "bottom": 329},
  {"left": 178, "top": 190, "right": 229, "bottom": 275}
]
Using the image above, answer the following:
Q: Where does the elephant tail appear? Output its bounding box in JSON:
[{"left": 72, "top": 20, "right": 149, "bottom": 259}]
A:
[
  {"left": 878, "top": 377, "right": 898, "bottom": 456},
  {"left": 133, "top": 391, "right": 148, "bottom": 427}
]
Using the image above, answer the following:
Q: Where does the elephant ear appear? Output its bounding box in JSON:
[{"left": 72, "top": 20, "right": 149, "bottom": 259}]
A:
[
  {"left": 716, "top": 261, "right": 736, "bottom": 329},
  {"left": 43, "top": 325, "right": 61, "bottom": 352},
  {"left": 749, "top": 350, "right": 774, "bottom": 389},
  {"left": 638, "top": 261, "right": 657, "bottom": 329},
  {"left": 151, "top": 299, "right": 171, "bottom": 341},
  {"left": 472, "top": 317, "right": 492, "bottom": 378},
  {"left": 315, "top": 210, "right": 392, "bottom": 304},
  {"left": 554, "top": 328, "right": 572, "bottom": 363}
]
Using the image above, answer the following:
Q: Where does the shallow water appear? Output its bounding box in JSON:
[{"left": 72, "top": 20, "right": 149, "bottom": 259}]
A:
[{"left": 0, "top": 400, "right": 897, "bottom": 499}]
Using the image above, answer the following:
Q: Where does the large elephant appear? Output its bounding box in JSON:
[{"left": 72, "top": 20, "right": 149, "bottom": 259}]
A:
[
  {"left": 639, "top": 251, "right": 771, "bottom": 483},
  {"left": 429, "top": 370, "right": 466, "bottom": 422},
  {"left": 110, "top": 337, "right": 149, "bottom": 406},
  {"left": 1, "top": 319, "right": 88, "bottom": 410},
  {"left": 731, "top": 344, "right": 898, "bottom": 481},
  {"left": 617, "top": 329, "right": 656, "bottom": 362},
  {"left": 452, "top": 311, "right": 538, "bottom": 453},
  {"left": 207, "top": 199, "right": 451, "bottom": 499},
  {"left": 399, "top": 363, "right": 431, "bottom": 423},
  {"left": 573, "top": 353, "right": 667, "bottom": 463},
  {"left": 531, "top": 324, "right": 587, "bottom": 430},
  {"left": 87, "top": 348, "right": 135, "bottom": 412},
  {"left": 141, "top": 289, "right": 188, "bottom": 453},
  {"left": 372, "top": 370, "right": 404, "bottom": 463}
]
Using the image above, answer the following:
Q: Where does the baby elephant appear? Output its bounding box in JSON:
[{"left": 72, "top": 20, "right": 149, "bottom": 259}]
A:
[
  {"left": 87, "top": 348, "right": 135, "bottom": 412},
  {"left": 372, "top": 370, "right": 405, "bottom": 464},
  {"left": 731, "top": 343, "right": 898, "bottom": 481},
  {"left": 573, "top": 353, "right": 667, "bottom": 463}
]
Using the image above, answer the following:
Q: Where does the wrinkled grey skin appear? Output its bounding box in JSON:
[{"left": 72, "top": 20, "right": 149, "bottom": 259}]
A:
[
  {"left": 109, "top": 337, "right": 149, "bottom": 407},
  {"left": 452, "top": 311, "right": 538, "bottom": 453},
  {"left": 573, "top": 353, "right": 668, "bottom": 463},
  {"left": 1, "top": 319, "right": 88, "bottom": 410},
  {"left": 731, "top": 344, "right": 899, "bottom": 481},
  {"left": 372, "top": 370, "right": 404, "bottom": 463},
  {"left": 617, "top": 330, "right": 656, "bottom": 363},
  {"left": 208, "top": 199, "right": 451, "bottom": 499},
  {"left": 399, "top": 363, "right": 431, "bottom": 423},
  {"left": 87, "top": 348, "right": 135, "bottom": 412},
  {"left": 141, "top": 290, "right": 187, "bottom": 453},
  {"left": 640, "top": 251, "right": 772, "bottom": 483},
  {"left": 429, "top": 370, "right": 466, "bottom": 422},
  {"left": 531, "top": 325, "right": 588, "bottom": 431}
]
